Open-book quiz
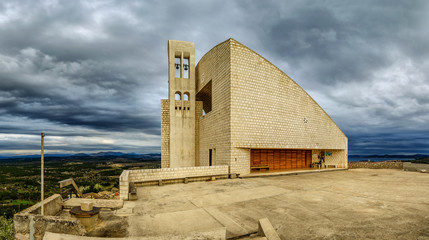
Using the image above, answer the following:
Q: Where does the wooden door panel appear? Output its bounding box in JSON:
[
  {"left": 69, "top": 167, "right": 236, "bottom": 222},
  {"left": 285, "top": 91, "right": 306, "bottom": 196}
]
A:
[
  {"left": 305, "top": 150, "right": 311, "bottom": 167},
  {"left": 267, "top": 150, "right": 274, "bottom": 169},
  {"left": 252, "top": 149, "right": 312, "bottom": 170},
  {"left": 274, "top": 150, "right": 280, "bottom": 170},
  {"left": 261, "top": 150, "right": 267, "bottom": 166},
  {"left": 291, "top": 151, "right": 297, "bottom": 168},
  {"left": 280, "top": 150, "right": 286, "bottom": 168},
  {"left": 296, "top": 151, "right": 302, "bottom": 168},
  {"left": 286, "top": 151, "right": 292, "bottom": 168}
]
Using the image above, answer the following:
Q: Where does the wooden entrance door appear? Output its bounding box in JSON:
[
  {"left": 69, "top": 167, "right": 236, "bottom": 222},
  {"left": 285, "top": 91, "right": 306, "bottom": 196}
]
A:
[{"left": 251, "top": 149, "right": 311, "bottom": 170}]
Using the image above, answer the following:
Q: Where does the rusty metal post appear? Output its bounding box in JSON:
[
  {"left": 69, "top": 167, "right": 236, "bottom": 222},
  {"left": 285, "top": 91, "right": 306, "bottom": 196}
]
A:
[{"left": 41, "top": 133, "right": 45, "bottom": 216}]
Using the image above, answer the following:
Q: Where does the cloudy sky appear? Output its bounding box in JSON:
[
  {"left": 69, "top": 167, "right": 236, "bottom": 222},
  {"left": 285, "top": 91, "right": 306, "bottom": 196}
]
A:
[{"left": 1, "top": 0, "right": 428, "bottom": 156}]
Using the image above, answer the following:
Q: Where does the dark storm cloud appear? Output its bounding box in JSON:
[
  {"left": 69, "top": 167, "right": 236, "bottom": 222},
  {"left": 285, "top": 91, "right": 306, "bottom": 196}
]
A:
[
  {"left": 254, "top": 1, "right": 428, "bottom": 85},
  {"left": 348, "top": 130, "right": 429, "bottom": 155},
  {"left": 0, "top": 48, "right": 159, "bottom": 134},
  {"left": 0, "top": 0, "right": 428, "bottom": 155}
]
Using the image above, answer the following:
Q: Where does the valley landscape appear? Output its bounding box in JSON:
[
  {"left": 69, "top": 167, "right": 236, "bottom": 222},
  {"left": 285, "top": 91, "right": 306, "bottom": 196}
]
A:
[{"left": 0, "top": 152, "right": 160, "bottom": 218}]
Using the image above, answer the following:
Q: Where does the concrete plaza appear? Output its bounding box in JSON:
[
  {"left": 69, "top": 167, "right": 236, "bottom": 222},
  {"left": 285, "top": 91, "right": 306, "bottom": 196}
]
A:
[{"left": 124, "top": 169, "right": 429, "bottom": 239}]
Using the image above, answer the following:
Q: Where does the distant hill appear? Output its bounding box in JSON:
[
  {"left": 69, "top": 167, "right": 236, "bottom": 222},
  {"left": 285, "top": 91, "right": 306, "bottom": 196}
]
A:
[
  {"left": 0, "top": 151, "right": 161, "bottom": 160},
  {"left": 349, "top": 154, "right": 429, "bottom": 159}
]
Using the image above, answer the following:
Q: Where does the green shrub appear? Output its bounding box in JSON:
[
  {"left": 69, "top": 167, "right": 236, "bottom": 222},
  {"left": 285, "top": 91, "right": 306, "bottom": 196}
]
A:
[
  {"left": 93, "top": 183, "right": 103, "bottom": 192},
  {"left": 0, "top": 215, "right": 13, "bottom": 240},
  {"left": 411, "top": 158, "right": 429, "bottom": 164},
  {"left": 78, "top": 185, "right": 91, "bottom": 194}
]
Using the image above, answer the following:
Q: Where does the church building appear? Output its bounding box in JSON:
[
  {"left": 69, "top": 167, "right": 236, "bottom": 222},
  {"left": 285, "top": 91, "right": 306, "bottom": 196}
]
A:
[{"left": 161, "top": 39, "right": 348, "bottom": 175}]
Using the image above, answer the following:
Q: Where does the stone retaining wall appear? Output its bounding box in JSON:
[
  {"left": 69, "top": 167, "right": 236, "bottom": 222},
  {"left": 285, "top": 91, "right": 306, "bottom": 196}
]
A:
[
  {"left": 119, "top": 170, "right": 129, "bottom": 201},
  {"left": 119, "top": 165, "right": 230, "bottom": 200},
  {"left": 348, "top": 161, "right": 403, "bottom": 169},
  {"left": 403, "top": 162, "right": 429, "bottom": 172},
  {"left": 14, "top": 194, "right": 86, "bottom": 240}
]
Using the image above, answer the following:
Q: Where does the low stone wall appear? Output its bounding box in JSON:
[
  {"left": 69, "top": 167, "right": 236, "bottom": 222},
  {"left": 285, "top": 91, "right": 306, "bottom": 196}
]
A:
[
  {"left": 14, "top": 215, "right": 85, "bottom": 240},
  {"left": 119, "top": 170, "right": 129, "bottom": 201},
  {"left": 403, "top": 162, "right": 429, "bottom": 172},
  {"left": 14, "top": 194, "right": 86, "bottom": 240},
  {"left": 120, "top": 165, "right": 230, "bottom": 200},
  {"left": 19, "top": 193, "right": 63, "bottom": 216},
  {"left": 348, "top": 161, "right": 403, "bottom": 169}
]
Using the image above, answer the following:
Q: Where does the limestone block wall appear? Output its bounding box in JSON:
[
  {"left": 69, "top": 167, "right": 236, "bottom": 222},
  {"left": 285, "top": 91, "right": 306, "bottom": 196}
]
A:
[
  {"left": 230, "top": 148, "right": 251, "bottom": 175},
  {"left": 194, "top": 38, "right": 348, "bottom": 174},
  {"left": 312, "top": 149, "right": 348, "bottom": 168},
  {"left": 161, "top": 99, "right": 170, "bottom": 168},
  {"left": 228, "top": 39, "right": 347, "bottom": 173},
  {"left": 325, "top": 150, "right": 347, "bottom": 168},
  {"left": 195, "top": 101, "right": 203, "bottom": 166},
  {"left": 128, "top": 165, "right": 229, "bottom": 182},
  {"left": 229, "top": 39, "right": 346, "bottom": 150},
  {"left": 196, "top": 39, "right": 232, "bottom": 167},
  {"left": 120, "top": 166, "right": 229, "bottom": 200}
]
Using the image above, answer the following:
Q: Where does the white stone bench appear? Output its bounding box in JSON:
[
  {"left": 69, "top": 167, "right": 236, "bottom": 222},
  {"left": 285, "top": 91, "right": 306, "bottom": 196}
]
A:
[{"left": 325, "top": 164, "right": 338, "bottom": 168}]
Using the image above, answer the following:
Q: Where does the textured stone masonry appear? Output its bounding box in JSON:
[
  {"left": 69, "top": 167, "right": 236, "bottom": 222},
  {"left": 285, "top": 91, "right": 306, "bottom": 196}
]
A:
[
  {"left": 195, "top": 39, "right": 348, "bottom": 174},
  {"left": 160, "top": 38, "right": 347, "bottom": 176},
  {"left": 120, "top": 165, "right": 229, "bottom": 200},
  {"left": 348, "top": 161, "right": 403, "bottom": 169}
]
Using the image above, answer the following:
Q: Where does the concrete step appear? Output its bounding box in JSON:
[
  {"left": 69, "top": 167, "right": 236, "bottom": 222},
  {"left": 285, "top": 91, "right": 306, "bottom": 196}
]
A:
[{"left": 204, "top": 207, "right": 251, "bottom": 238}]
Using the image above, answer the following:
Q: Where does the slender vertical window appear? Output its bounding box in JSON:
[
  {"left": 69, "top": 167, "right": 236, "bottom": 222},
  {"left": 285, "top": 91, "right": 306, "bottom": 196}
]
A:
[
  {"left": 175, "top": 92, "right": 181, "bottom": 100},
  {"left": 183, "top": 58, "right": 189, "bottom": 79},
  {"left": 183, "top": 92, "right": 189, "bottom": 101},
  {"left": 175, "top": 57, "right": 181, "bottom": 78}
]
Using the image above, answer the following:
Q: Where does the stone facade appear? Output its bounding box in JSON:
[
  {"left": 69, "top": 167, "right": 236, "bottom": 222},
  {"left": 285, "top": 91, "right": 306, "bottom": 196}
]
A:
[
  {"left": 161, "top": 40, "right": 197, "bottom": 168},
  {"left": 160, "top": 99, "right": 170, "bottom": 168},
  {"left": 161, "top": 38, "right": 348, "bottom": 175}
]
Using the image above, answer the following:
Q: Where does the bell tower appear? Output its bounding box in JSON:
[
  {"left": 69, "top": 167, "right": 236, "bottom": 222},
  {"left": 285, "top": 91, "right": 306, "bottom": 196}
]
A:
[{"left": 161, "top": 40, "right": 196, "bottom": 168}]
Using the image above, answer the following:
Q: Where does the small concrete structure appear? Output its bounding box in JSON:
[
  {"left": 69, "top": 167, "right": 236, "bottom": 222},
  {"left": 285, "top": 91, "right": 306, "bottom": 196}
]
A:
[{"left": 81, "top": 201, "right": 93, "bottom": 211}]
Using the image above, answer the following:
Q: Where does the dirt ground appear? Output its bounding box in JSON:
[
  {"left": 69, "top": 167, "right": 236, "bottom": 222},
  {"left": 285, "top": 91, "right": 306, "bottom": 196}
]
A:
[{"left": 126, "top": 169, "right": 429, "bottom": 239}]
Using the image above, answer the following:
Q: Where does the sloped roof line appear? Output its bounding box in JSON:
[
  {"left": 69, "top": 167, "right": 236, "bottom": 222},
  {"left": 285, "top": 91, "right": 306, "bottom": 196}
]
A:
[{"left": 198, "top": 38, "right": 347, "bottom": 138}]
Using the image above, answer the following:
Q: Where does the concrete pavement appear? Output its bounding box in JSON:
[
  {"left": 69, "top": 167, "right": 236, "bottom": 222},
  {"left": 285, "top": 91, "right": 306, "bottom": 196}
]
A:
[{"left": 126, "top": 169, "right": 429, "bottom": 239}]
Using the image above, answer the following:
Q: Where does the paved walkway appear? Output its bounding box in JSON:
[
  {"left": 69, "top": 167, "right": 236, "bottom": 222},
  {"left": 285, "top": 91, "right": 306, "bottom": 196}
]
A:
[{"left": 126, "top": 169, "right": 429, "bottom": 239}]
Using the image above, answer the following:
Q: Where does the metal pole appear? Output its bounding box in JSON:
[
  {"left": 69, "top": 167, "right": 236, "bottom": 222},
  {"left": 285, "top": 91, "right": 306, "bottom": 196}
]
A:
[{"left": 41, "top": 133, "right": 44, "bottom": 216}]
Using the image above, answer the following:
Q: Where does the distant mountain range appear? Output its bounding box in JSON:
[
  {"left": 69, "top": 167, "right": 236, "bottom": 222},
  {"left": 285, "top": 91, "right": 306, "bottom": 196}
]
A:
[
  {"left": 0, "top": 151, "right": 161, "bottom": 160},
  {"left": 349, "top": 154, "right": 428, "bottom": 159},
  {"left": 1, "top": 152, "right": 426, "bottom": 161}
]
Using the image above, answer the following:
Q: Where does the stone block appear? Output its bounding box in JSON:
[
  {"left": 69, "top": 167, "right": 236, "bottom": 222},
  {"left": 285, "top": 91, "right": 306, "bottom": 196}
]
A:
[
  {"left": 258, "top": 218, "right": 280, "bottom": 240},
  {"left": 80, "top": 202, "right": 93, "bottom": 211}
]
